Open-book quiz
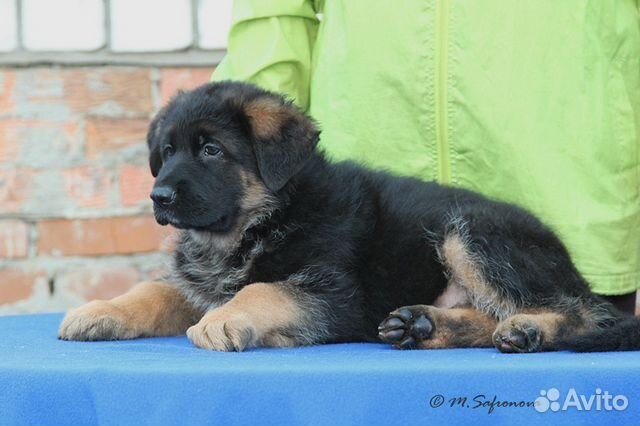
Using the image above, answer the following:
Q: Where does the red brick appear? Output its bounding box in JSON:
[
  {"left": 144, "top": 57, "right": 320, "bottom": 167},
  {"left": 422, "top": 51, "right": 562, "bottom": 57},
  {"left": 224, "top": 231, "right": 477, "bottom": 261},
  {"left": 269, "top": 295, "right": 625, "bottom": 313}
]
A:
[
  {"left": 160, "top": 68, "right": 214, "bottom": 105},
  {"left": 0, "top": 120, "right": 22, "bottom": 163},
  {"left": 0, "top": 119, "right": 79, "bottom": 165},
  {"left": 0, "top": 169, "right": 34, "bottom": 214},
  {"left": 0, "top": 69, "right": 16, "bottom": 114},
  {"left": 59, "top": 267, "right": 141, "bottom": 301},
  {"left": 64, "top": 166, "right": 112, "bottom": 209},
  {"left": 85, "top": 117, "right": 149, "bottom": 159},
  {"left": 147, "top": 265, "right": 170, "bottom": 281},
  {"left": 63, "top": 68, "right": 153, "bottom": 115},
  {"left": 10, "top": 69, "right": 72, "bottom": 115},
  {"left": 37, "top": 216, "right": 173, "bottom": 256},
  {"left": 158, "top": 230, "right": 178, "bottom": 253},
  {"left": 0, "top": 220, "right": 29, "bottom": 259},
  {"left": 120, "top": 165, "right": 154, "bottom": 207},
  {"left": 0, "top": 268, "right": 45, "bottom": 305},
  {"left": 21, "top": 69, "right": 65, "bottom": 103}
]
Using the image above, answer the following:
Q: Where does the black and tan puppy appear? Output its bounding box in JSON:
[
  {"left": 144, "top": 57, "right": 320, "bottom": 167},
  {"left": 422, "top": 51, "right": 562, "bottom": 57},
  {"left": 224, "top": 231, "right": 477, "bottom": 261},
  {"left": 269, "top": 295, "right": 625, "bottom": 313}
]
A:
[{"left": 59, "top": 82, "right": 639, "bottom": 353}]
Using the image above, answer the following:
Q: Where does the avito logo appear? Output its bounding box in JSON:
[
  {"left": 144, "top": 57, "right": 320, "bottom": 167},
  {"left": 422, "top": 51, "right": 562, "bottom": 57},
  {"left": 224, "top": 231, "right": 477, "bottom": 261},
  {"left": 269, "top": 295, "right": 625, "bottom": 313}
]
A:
[{"left": 535, "top": 388, "right": 628, "bottom": 413}]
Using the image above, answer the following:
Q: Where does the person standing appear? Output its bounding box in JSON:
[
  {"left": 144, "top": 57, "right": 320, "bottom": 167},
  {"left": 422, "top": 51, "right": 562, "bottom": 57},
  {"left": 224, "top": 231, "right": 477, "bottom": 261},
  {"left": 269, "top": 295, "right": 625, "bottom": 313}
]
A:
[{"left": 213, "top": 1, "right": 640, "bottom": 313}]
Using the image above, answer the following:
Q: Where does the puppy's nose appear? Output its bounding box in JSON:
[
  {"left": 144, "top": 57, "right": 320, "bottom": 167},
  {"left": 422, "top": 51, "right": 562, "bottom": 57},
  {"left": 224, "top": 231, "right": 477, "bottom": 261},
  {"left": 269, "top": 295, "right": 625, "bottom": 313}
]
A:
[{"left": 150, "top": 186, "right": 176, "bottom": 206}]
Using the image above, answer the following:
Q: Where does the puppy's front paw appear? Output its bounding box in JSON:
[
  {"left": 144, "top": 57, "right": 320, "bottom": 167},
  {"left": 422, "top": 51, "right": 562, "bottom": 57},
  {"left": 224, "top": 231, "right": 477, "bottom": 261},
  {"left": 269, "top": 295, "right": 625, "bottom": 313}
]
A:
[
  {"left": 187, "top": 310, "right": 256, "bottom": 351},
  {"left": 58, "top": 300, "right": 138, "bottom": 341}
]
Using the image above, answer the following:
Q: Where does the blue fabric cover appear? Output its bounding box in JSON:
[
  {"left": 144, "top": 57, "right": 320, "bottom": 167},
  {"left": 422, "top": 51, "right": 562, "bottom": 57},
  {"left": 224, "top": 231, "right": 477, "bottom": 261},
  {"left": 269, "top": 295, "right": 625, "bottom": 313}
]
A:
[{"left": 0, "top": 313, "right": 638, "bottom": 426}]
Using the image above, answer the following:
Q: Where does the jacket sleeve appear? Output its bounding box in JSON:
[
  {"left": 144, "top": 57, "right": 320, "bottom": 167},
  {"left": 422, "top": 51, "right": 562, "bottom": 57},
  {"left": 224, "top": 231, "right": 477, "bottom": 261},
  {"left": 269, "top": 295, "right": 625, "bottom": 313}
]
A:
[{"left": 211, "top": 0, "right": 319, "bottom": 112}]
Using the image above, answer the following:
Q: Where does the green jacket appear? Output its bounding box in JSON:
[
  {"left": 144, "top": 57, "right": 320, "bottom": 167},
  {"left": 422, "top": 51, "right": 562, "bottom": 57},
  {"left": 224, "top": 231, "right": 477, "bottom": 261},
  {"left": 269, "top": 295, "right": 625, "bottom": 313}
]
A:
[{"left": 213, "top": 0, "right": 640, "bottom": 295}]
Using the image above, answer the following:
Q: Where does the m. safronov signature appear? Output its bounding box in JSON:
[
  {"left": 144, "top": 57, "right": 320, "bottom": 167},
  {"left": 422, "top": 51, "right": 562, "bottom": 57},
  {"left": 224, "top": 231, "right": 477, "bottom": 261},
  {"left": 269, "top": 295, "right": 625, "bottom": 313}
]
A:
[{"left": 429, "top": 394, "right": 535, "bottom": 414}]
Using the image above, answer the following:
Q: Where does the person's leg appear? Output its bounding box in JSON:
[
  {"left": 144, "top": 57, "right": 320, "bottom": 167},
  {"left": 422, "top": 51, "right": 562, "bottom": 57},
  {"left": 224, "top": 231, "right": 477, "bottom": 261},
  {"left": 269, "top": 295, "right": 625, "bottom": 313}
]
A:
[{"left": 602, "top": 292, "right": 637, "bottom": 316}]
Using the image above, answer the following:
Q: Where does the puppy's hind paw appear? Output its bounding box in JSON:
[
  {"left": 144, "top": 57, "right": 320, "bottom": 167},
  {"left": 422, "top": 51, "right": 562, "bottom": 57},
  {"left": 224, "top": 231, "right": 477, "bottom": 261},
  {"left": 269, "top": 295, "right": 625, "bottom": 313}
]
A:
[
  {"left": 378, "top": 306, "right": 434, "bottom": 349},
  {"left": 493, "top": 317, "right": 542, "bottom": 353}
]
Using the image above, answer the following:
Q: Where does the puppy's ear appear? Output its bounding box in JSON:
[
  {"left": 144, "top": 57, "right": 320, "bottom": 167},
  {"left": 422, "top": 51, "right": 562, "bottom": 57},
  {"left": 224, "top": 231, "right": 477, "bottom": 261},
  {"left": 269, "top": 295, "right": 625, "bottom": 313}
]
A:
[
  {"left": 244, "top": 97, "right": 320, "bottom": 192},
  {"left": 147, "top": 107, "right": 167, "bottom": 178}
]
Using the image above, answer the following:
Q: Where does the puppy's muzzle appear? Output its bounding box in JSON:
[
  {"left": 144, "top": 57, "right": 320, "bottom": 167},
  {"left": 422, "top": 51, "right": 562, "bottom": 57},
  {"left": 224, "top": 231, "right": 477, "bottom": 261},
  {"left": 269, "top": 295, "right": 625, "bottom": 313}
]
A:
[{"left": 150, "top": 186, "right": 177, "bottom": 206}]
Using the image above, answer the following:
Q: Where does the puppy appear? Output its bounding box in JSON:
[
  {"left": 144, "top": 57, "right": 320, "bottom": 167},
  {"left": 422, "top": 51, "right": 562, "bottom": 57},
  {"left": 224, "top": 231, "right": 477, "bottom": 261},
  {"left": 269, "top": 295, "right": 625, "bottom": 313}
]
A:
[{"left": 59, "top": 82, "right": 638, "bottom": 353}]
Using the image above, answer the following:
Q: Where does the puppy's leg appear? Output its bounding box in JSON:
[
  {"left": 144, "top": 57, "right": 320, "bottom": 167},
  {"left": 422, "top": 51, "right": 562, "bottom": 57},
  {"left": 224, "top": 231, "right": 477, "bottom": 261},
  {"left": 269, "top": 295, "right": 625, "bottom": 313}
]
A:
[
  {"left": 437, "top": 232, "right": 518, "bottom": 320},
  {"left": 377, "top": 230, "right": 505, "bottom": 350},
  {"left": 492, "top": 312, "right": 566, "bottom": 353},
  {"left": 493, "top": 302, "right": 620, "bottom": 353},
  {"left": 59, "top": 281, "right": 199, "bottom": 341},
  {"left": 187, "top": 282, "right": 320, "bottom": 351},
  {"left": 378, "top": 305, "right": 497, "bottom": 349}
]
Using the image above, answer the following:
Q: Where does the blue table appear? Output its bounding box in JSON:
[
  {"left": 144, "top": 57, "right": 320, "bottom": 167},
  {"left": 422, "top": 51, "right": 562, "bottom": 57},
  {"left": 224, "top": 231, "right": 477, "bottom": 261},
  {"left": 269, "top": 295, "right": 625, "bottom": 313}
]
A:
[{"left": 0, "top": 314, "right": 638, "bottom": 426}]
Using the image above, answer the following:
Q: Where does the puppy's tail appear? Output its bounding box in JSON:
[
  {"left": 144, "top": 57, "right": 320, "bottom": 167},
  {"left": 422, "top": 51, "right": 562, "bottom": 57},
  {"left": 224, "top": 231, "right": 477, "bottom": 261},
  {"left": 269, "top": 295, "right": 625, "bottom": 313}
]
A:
[{"left": 558, "top": 316, "right": 640, "bottom": 352}]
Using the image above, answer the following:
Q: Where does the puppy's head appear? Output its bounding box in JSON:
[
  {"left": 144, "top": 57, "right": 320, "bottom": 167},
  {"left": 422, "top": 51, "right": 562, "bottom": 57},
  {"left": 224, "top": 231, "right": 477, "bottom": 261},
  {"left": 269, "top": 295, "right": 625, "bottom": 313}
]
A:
[{"left": 147, "top": 81, "right": 320, "bottom": 233}]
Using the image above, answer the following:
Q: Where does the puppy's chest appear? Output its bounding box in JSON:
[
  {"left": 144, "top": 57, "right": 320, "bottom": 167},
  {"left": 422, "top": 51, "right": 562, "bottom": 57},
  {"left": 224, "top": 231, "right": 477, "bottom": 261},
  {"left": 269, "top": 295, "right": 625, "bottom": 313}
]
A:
[{"left": 171, "top": 232, "right": 291, "bottom": 312}]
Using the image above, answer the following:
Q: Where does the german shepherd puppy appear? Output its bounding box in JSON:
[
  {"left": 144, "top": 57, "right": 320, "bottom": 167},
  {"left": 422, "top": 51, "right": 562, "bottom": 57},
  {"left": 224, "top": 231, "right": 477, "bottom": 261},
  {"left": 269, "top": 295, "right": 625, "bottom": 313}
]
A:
[{"left": 59, "top": 82, "right": 639, "bottom": 353}]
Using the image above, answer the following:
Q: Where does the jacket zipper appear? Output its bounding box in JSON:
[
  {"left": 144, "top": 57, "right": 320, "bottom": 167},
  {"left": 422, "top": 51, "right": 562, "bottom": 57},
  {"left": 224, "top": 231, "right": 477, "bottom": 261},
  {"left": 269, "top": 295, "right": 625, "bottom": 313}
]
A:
[{"left": 435, "top": 0, "right": 450, "bottom": 184}]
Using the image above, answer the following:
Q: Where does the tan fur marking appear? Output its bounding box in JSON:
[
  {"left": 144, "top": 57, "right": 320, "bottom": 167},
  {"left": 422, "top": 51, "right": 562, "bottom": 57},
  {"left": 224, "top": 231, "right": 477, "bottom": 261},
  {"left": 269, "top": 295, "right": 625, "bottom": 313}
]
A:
[
  {"left": 433, "top": 281, "right": 469, "bottom": 308},
  {"left": 441, "top": 234, "right": 515, "bottom": 320},
  {"left": 186, "top": 283, "right": 301, "bottom": 351},
  {"left": 239, "top": 169, "right": 269, "bottom": 211},
  {"left": 188, "top": 171, "right": 273, "bottom": 252},
  {"left": 419, "top": 307, "right": 497, "bottom": 349},
  {"left": 442, "top": 235, "right": 485, "bottom": 294},
  {"left": 525, "top": 312, "right": 564, "bottom": 341},
  {"left": 497, "top": 311, "right": 566, "bottom": 344},
  {"left": 492, "top": 310, "right": 582, "bottom": 353},
  {"left": 245, "top": 98, "right": 290, "bottom": 139},
  {"left": 58, "top": 281, "right": 200, "bottom": 341}
]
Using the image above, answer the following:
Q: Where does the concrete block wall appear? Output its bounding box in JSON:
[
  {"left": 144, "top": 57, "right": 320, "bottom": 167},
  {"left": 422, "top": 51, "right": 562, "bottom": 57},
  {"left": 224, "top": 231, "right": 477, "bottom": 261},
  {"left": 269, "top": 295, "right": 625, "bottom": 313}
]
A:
[
  {"left": 1, "top": 0, "right": 231, "bottom": 52},
  {"left": 0, "top": 0, "right": 230, "bottom": 314}
]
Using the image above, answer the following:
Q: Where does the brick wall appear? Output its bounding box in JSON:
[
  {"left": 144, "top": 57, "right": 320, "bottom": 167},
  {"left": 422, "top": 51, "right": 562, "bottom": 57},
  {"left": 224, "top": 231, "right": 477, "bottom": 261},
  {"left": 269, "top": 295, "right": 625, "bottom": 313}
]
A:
[
  {"left": 0, "top": 0, "right": 229, "bottom": 314},
  {"left": 0, "top": 66, "right": 216, "bottom": 314}
]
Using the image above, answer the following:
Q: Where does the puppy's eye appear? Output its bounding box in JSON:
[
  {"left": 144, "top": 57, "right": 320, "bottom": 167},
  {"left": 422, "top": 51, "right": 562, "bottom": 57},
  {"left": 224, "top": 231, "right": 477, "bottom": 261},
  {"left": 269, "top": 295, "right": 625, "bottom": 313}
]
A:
[
  {"left": 203, "top": 144, "right": 222, "bottom": 158},
  {"left": 163, "top": 146, "right": 174, "bottom": 159}
]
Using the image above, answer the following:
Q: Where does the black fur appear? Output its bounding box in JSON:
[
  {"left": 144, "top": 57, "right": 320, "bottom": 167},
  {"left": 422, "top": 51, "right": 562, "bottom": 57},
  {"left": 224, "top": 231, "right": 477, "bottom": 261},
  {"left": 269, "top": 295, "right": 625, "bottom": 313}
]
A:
[
  {"left": 558, "top": 317, "right": 640, "bottom": 352},
  {"left": 148, "top": 81, "right": 637, "bottom": 352}
]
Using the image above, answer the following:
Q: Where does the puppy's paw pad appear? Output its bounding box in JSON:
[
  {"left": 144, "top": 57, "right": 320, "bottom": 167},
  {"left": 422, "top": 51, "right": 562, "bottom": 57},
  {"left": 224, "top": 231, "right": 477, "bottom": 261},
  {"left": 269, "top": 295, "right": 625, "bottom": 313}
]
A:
[
  {"left": 58, "top": 301, "right": 135, "bottom": 341},
  {"left": 493, "top": 321, "right": 541, "bottom": 353},
  {"left": 378, "top": 306, "right": 434, "bottom": 349}
]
